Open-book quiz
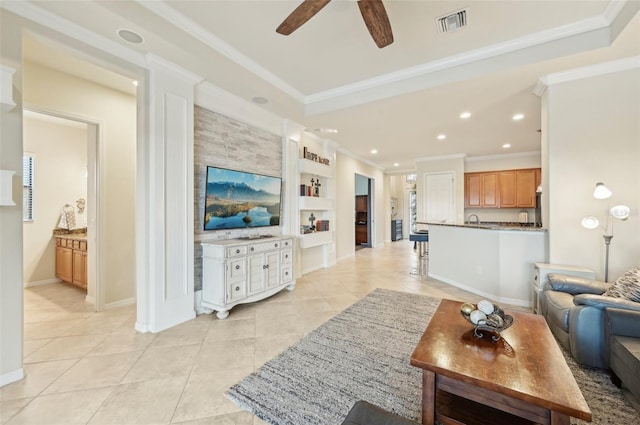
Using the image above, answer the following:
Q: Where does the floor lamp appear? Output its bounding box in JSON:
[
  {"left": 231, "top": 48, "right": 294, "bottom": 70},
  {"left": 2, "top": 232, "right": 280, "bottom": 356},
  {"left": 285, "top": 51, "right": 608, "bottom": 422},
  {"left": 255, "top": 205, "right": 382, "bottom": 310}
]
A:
[{"left": 581, "top": 182, "right": 630, "bottom": 282}]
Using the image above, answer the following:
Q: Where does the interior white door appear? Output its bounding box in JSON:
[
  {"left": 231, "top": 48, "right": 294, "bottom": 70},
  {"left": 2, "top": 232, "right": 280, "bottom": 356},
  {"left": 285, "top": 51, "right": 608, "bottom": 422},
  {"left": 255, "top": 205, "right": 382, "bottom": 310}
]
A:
[{"left": 424, "top": 172, "right": 455, "bottom": 223}]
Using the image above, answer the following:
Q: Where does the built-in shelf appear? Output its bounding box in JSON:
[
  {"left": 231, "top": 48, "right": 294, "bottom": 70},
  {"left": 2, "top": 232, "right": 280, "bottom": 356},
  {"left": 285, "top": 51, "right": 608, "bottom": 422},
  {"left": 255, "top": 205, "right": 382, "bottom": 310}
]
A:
[
  {"left": 299, "top": 231, "right": 333, "bottom": 248},
  {"left": 299, "top": 159, "right": 332, "bottom": 178},
  {"left": 299, "top": 196, "right": 333, "bottom": 211}
]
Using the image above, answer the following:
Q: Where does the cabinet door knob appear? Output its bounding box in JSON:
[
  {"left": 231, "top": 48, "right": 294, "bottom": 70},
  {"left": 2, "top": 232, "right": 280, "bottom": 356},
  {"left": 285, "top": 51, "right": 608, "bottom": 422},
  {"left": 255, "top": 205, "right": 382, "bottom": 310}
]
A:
[
  {"left": 251, "top": 247, "right": 254, "bottom": 251},
  {"left": 235, "top": 286, "right": 240, "bottom": 291},
  {"left": 274, "top": 243, "right": 278, "bottom": 247},
  {"left": 235, "top": 265, "right": 240, "bottom": 270},
  {"left": 236, "top": 249, "right": 240, "bottom": 254},
  {"left": 266, "top": 264, "right": 269, "bottom": 269}
]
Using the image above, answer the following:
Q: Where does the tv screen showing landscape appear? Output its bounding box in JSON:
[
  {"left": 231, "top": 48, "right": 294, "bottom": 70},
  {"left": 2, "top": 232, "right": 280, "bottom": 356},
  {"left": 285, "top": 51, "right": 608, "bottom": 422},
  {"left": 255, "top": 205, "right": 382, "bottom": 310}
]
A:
[{"left": 204, "top": 166, "right": 282, "bottom": 230}]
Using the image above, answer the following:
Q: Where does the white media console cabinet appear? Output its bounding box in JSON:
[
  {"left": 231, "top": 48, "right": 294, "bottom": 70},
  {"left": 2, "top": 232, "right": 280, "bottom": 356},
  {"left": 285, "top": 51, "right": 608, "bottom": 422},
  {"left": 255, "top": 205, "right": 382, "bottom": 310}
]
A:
[{"left": 201, "top": 236, "right": 295, "bottom": 319}]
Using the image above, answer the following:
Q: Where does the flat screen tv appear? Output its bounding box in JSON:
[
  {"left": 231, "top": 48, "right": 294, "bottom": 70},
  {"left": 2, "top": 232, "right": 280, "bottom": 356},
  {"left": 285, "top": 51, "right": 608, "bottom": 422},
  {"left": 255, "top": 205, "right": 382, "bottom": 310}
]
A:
[{"left": 204, "top": 166, "right": 282, "bottom": 231}]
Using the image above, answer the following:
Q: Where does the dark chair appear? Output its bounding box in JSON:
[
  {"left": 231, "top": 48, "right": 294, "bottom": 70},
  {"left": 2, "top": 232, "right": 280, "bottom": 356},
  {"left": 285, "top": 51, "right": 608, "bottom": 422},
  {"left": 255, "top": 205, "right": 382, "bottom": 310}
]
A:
[{"left": 341, "top": 401, "right": 420, "bottom": 425}]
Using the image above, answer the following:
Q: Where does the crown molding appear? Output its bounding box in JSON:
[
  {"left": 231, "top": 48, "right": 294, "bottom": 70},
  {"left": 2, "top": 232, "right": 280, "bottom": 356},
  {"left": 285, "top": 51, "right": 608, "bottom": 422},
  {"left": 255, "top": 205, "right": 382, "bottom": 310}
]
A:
[
  {"left": 135, "top": 0, "right": 305, "bottom": 104},
  {"left": 195, "top": 81, "right": 284, "bottom": 137},
  {"left": 465, "top": 151, "right": 541, "bottom": 162},
  {"left": 1, "top": 0, "right": 146, "bottom": 68},
  {"left": 534, "top": 55, "right": 640, "bottom": 96},
  {"left": 416, "top": 154, "right": 466, "bottom": 163},
  {"left": 304, "top": 8, "right": 616, "bottom": 107},
  {"left": 146, "top": 54, "right": 203, "bottom": 85},
  {"left": 336, "top": 147, "right": 385, "bottom": 171}
]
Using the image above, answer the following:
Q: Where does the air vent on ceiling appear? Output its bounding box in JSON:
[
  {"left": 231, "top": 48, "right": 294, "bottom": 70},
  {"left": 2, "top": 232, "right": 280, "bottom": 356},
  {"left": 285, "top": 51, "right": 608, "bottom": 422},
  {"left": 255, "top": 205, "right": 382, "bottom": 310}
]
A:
[{"left": 437, "top": 9, "right": 467, "bottom": 33}]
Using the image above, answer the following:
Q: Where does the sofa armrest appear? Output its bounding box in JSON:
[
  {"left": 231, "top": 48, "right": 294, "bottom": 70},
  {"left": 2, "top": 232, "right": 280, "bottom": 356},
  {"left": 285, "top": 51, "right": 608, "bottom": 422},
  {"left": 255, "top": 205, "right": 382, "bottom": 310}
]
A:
[
  {"left": 605, "top": 307, "right": 640, "bottom": 338},
  {"left": 547, "top": 274, "right": 609, "bottom": 295},
  {"left": 574, "top": 294, "right": 640, "bottom": 312}
]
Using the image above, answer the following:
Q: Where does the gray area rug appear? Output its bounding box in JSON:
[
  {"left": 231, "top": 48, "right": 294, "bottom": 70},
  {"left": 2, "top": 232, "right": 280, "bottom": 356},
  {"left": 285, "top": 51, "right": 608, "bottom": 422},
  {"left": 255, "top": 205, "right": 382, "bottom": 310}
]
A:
[{"left": 227, "top": 289, "right": 639, "bottom": 425}]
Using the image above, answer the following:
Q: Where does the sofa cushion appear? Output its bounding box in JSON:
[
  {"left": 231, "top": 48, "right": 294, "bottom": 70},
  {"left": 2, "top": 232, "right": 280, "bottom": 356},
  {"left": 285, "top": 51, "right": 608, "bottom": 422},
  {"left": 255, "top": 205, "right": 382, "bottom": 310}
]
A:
[
  {"left": 604, "top": 267, "right": 640, "bottom": 303},
  {"left": 544, "top": 290, "right": 574, "bottom": 332}
]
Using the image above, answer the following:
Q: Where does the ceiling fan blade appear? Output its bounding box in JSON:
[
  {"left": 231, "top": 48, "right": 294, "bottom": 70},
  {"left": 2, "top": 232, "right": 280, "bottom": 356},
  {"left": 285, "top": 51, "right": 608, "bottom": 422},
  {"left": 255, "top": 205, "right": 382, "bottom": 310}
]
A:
[
  {"left": 276, "top": 0, "right": 332, "bottom": 35},
  {"left": 357, "top": 0, "right": 394, "bottom": 48}
]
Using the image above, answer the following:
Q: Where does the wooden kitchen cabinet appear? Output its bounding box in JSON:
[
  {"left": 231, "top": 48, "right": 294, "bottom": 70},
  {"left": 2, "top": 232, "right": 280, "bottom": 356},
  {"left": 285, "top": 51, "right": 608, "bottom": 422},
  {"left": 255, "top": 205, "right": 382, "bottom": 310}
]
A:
[
  {"left": 355, "top": 195, "right": 368, "bottom": 212},
  {"left": 465, "top": 168, "right": 540, "bottom": 208},
  {"left": 55, "top": 236, "right": 87, "bottom": 290},
  {"left": 465, "top": 172, "right": 499, "bottom": 207}
]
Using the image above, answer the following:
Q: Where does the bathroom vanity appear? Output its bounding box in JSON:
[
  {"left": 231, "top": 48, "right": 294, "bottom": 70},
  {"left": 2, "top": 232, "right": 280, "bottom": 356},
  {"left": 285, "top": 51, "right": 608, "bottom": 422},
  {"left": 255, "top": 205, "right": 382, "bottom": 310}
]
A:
[{"left": 54, "top": 233, "right": 87, "bottom": 290}]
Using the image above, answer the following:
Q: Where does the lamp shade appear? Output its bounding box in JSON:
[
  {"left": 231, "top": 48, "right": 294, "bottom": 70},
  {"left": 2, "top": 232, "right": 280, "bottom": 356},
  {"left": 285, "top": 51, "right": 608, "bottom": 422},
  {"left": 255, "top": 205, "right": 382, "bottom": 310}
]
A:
[
  {"left": 610, "top": 205, "right": 631, "bottom": 220},
  {"left": 593, "top": 182, "right": 612, "bottom": 199},
  {"left": 581, "top": 216, "right": 600, "bottom": 229}
]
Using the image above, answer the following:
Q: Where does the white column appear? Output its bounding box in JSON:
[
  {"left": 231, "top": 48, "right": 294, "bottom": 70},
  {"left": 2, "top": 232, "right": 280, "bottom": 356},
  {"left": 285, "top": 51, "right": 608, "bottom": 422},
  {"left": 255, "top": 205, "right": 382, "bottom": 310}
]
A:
[{"left": 135, "top": 55, "right": 202, "bottom": 333}]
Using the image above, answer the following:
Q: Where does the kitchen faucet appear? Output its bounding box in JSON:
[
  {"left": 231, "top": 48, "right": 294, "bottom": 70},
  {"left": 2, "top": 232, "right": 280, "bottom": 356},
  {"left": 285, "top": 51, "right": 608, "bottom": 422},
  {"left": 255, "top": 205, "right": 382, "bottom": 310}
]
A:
[{"left": 466, "top": 214, "right": 480, "bottom": 225}]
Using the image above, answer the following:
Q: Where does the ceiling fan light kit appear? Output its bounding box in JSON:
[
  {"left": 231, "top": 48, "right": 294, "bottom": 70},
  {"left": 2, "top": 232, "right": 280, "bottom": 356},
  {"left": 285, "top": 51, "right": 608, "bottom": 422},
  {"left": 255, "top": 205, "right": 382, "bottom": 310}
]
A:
[{"left": 276, "top": 0, "right": 394, "bottom": 48}]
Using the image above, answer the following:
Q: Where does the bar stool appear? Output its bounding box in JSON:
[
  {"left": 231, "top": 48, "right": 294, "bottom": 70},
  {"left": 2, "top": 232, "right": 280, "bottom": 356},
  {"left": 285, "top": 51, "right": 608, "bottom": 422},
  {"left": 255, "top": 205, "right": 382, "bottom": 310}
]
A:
[{"left": 409, "top": 231, "right": 428, "bottom": 276}]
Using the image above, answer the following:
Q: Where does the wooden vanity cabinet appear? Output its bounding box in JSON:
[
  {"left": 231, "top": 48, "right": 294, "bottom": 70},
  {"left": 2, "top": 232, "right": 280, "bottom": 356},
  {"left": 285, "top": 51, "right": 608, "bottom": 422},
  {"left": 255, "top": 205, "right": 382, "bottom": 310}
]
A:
[{"left": 55, "top": 237, "right": 87, "bottom": 289}]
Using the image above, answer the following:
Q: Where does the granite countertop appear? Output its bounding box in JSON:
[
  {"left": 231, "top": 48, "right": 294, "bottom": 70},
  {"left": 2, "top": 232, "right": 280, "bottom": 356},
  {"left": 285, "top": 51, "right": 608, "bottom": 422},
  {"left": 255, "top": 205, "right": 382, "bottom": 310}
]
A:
[
  {"left": 52, "top": 230, "right": 87, "bottom": 240},
  {"left": 426, "top": 222, "right": 547, "bottom": 232}
]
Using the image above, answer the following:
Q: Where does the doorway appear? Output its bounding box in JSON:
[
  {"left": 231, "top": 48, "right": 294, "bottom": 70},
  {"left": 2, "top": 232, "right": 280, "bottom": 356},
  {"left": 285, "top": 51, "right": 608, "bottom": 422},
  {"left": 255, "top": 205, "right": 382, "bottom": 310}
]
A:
[
  {"left": 355, "top": 174, "right": 373, "bottom": 249},
  {"left": 22, "top": 109, "right": 102, "bottom": 310}
]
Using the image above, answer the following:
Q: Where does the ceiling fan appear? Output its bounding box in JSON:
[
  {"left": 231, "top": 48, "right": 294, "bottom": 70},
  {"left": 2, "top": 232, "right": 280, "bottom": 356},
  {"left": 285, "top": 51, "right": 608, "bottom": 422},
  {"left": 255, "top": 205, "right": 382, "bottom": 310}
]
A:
[{"left": 276, "top": 0, "right": 394, "bottom": 48}]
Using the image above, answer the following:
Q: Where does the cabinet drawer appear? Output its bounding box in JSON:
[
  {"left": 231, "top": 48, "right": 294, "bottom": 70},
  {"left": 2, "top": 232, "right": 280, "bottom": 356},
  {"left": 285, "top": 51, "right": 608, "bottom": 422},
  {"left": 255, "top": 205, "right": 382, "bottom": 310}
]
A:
[
  {"left": 281, "top": 249, "right": 293, "bottom": 264},
  {"left": 227, "top": 246, "right": 247, "bottom": 257},
  {"left": 249, "top": 240, "right": 281, "bottom": 253},
  {"left": 282, "top": 266, "right": 293, "bottom": 284},
  {"left": 227, "top": 281, "right": 247, "bottom": 302},
  {"left": 228, "top": 258, "right": 246, "bottom": 279}
]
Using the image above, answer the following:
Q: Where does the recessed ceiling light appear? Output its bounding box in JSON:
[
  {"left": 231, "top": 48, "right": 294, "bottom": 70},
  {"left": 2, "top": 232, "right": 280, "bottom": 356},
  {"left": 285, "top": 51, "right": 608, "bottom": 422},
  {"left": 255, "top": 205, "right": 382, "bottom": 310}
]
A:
[
  {"left": 117, "top": 29, "right": 144, "bottom": 44},
  {"left": 512, "top": 113, "right": 524, "bottom": 121},
  {"left": 502, "top": 144, "right": 511, "bottom": 149},
  {"left": 371, "top": 149, "right": 378, "bottom": 154},
  {"left": 393, "top": 163, "right": 399, "bottom": 167},
  {"left": 460, "top": 112, "right": 471, "bottom": 119},
  {"left": 437, "top": 134, "right": 446, "bottom": 140},
  {"left": 252, "top": 96, "right": 269, "bottom": 104}
]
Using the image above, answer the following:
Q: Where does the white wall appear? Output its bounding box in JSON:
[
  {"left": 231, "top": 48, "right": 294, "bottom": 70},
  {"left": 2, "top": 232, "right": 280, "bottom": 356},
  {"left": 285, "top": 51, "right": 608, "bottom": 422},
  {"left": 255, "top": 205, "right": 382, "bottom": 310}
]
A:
[
  {"left": 545, "top": 66, "right": 640, "bottom": 281},
  {"left": 0, "top": 12, "right": 25, "bottom": 386},
  {"left": 23, "top": 114, "right": 88, "bottom": 284},
  {"left": 23, "top": 61, "right": 137, "bottom": 303}
]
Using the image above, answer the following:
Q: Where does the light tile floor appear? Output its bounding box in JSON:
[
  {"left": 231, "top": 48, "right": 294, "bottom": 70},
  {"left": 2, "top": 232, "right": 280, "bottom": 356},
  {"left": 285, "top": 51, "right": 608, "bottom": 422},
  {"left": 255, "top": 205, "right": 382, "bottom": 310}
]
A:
[{"left": 1, "top": 241, "right": 530, "bottom": 424}]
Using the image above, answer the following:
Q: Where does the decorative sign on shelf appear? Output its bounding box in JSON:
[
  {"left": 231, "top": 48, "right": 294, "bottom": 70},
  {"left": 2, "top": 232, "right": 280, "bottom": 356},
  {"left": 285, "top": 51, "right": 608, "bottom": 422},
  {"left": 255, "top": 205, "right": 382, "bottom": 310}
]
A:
[{"left": 303, "top": 147, "right": 330, "bottom": 166}]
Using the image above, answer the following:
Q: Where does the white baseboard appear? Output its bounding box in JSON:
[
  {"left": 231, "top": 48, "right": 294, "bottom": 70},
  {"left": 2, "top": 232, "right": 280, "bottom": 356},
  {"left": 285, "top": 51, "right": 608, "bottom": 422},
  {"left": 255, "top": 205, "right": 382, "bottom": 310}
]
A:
[
  {"left": 0, "top": 368, "right": 24, "bottom": 388},
  {"left": 24, "top": 278, "right": 60, "bottom": 288},
  {"left": 105, "top": 297, "right": 135, "bottom": 310},
  {"left": 428, "top": 272, "right": 532, "bottom": 308}
]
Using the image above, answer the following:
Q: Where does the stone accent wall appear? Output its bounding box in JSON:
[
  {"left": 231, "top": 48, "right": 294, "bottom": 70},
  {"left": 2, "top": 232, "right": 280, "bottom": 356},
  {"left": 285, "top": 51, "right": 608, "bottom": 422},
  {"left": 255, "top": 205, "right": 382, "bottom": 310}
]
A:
[{"left": 193, "top": 106, "right": 282, "bottom": 291}]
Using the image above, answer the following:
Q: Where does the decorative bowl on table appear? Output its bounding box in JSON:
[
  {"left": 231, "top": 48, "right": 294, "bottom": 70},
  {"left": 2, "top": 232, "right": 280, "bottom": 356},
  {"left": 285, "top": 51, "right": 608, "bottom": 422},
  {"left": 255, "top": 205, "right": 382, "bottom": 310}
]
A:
[{"left": 460, "top": 300, "right": 514, "bottom": 341}]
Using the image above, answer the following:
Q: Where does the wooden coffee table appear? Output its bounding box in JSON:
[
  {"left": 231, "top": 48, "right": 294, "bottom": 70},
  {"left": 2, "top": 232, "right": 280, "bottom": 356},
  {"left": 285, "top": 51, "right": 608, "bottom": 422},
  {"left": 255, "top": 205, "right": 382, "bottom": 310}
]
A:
[{"left": 410, "top": 299, "right": 591, "bottom": 425}]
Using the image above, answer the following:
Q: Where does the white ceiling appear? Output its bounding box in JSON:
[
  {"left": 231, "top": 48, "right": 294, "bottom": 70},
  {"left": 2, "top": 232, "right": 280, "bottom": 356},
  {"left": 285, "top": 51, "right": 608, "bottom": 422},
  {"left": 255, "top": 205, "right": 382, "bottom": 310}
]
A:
[{"left": 13, "top": 0, "right": 640, "bottom": 171}]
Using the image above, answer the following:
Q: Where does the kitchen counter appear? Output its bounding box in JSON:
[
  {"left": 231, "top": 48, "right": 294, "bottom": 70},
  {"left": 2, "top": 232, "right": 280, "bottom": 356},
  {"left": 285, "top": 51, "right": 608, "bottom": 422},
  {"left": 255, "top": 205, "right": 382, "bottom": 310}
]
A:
[
  {"left": 426, "top": 223, "right": 548, "bottom": 308},
  {"left": 425, "top": 222, "right": 546, "bottom": 232},
  {"left": 53, "top": 233, "right": 87, "bottom": 241}
]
